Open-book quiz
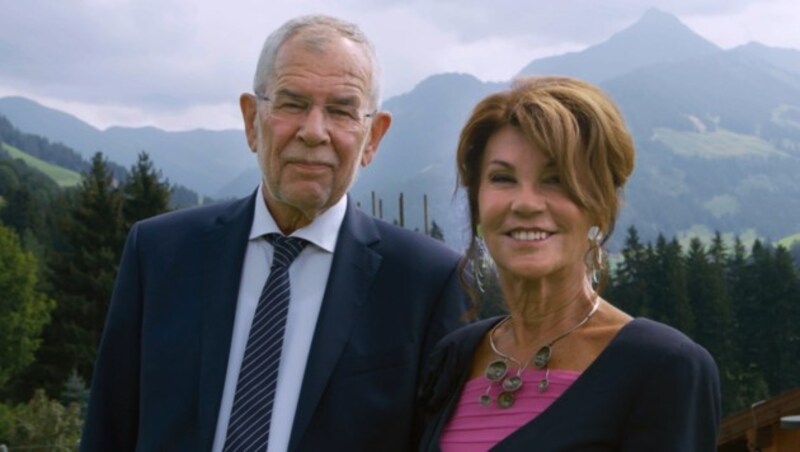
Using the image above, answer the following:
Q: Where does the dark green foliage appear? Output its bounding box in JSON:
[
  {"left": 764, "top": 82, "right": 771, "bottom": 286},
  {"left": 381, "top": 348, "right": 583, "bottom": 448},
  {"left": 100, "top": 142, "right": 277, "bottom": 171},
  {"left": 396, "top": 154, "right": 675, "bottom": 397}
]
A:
[
  {"left": 122, "top": 152, "right": 171, "bottom": 229},
  {"left": 30, "top": 153, "right": 126, "bottom": 395},
  {"left": 609, "top": 227, "right": 800, "bottom": 416},
  {"left": 608, "top": 226, "right": 652, "bottom": 316},
  {"left": 0, "top": 224, "right": 55, "bottom": 388},
  {"left": 169, "top": 183, "right": 201, "bottom": 209},
  {"left": 0, "top": 158, "right": 61, "bottom": 251},
  {"left": 5, "top": 389, "right": 83, "bottom": 450}
]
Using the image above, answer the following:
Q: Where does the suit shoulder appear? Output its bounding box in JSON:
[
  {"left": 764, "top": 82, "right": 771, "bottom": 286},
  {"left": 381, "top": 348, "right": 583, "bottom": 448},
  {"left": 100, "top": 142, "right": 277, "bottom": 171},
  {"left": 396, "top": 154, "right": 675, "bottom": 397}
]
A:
[
  {"left": 135, "top": 196, "right": 251, "bottom": 233},
  {"left": 373, "top": 218, "right": 461, "bottom": 263},
  {"left": 436, "top": 316, "right": 500, "bottom": 350}
]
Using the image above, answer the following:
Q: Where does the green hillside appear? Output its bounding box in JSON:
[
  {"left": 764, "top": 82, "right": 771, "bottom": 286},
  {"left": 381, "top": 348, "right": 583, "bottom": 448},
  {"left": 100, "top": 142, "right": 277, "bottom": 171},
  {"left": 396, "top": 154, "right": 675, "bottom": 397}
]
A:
[
  {"left": 2, "top": 142, "right": 82, "bottom": 187},
  {"left": 651, "top": 128, "right": 786, "bottom": 158},
  {"left": 778, "top": 232, "right": 800, "bottom": 248}
]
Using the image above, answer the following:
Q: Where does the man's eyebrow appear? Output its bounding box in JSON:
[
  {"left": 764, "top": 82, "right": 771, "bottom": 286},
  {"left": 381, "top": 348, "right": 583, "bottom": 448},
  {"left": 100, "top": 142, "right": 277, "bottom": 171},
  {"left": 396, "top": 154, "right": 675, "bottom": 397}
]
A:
[
  {"left": 273, "top": 89, "right": 361, "bottom": 107},
  {"left": 326, "top": 94, "right": 361, "bottom": 106},
  {"left": 273, "top": 88, "right": 306, "bottom": 100}
]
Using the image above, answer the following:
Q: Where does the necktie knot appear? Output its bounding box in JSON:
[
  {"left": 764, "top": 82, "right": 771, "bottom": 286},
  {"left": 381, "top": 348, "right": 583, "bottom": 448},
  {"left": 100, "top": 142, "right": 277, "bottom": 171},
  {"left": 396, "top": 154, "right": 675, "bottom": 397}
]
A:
[{"left": 266, "top": 233, "right": 307, "bottom": 269}]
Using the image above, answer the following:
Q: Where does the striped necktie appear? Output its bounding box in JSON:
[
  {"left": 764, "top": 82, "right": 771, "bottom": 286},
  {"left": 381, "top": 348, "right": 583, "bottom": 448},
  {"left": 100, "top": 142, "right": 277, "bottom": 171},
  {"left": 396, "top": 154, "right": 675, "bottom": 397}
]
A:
[{"left": 224, "top": 233, "right": 307, "bottom": 451}]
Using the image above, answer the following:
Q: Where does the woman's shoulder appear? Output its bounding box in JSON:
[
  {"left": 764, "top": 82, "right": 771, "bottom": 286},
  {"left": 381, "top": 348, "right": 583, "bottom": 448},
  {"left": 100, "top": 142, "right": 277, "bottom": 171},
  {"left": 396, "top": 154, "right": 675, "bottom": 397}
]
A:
[
  {"left": 418, "top": 316, "right": 504, "bottom": 413},
  {"left": 611, "top": 318, "right": 718, "bottom": 374},
  {"left": 425, "top": 316, "right": 504, "bottom": 377}
]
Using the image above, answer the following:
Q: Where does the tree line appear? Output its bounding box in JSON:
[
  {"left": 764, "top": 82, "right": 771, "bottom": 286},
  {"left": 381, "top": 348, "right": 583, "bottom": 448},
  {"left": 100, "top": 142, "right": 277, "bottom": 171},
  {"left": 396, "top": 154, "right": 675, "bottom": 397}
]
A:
[
  {"left": 1, "top": 150, "right": 171, "bottom": 446},
  {"left": 1, "top": 144, "right": 799, "bottom": 445},
  {"left": 477, "top": 227, "right": 800, "bottom": 417}
]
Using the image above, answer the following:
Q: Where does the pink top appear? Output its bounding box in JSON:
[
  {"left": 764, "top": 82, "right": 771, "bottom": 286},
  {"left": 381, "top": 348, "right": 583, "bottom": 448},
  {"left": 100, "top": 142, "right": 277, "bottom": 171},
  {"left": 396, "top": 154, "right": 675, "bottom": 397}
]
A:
[{"left": 439, "top": 369, "right": 580, "bottom": 452}]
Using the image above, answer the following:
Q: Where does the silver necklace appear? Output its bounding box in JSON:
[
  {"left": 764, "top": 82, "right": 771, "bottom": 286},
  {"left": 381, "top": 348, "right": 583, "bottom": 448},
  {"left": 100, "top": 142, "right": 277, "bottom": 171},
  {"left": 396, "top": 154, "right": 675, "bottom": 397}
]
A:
[{"left": 480, "top": 297, "right": 600, "bottom": 409}]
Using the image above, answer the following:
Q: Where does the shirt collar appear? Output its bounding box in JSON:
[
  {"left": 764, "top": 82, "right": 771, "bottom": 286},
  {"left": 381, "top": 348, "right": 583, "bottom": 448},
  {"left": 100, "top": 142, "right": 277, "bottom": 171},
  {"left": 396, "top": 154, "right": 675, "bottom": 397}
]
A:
[{"left": 248, "top": 184, "right": 346, "bottom": 253}]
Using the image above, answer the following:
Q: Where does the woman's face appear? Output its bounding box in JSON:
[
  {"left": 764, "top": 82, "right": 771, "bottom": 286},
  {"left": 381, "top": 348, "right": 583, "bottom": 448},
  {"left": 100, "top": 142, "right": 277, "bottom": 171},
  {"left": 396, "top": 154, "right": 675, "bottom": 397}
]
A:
[{"left": 478, "top": 126, "right": 592, "bottom": 282}]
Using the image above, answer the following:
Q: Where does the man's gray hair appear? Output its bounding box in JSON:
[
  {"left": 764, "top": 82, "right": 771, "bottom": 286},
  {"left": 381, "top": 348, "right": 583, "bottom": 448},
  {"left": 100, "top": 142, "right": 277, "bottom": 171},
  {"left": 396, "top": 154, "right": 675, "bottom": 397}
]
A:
[{"left": 252, "top": 15, "right": 382, "bottom": 109}]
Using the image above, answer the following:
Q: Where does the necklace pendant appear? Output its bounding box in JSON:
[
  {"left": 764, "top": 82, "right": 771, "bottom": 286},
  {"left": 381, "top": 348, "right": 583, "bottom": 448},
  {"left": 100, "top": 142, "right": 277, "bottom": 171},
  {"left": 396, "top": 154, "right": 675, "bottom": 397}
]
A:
[
  {"left": 533, "top": 345, "right": 551, "bottom": 369},
  {"left": 538, "top": 378, "right": 549, "bottom": 393},
  {"left": 479, "top": 393, "right": 491, "bottom": 406},
  {"left": 502, "top": 375, "right": 523, "bottom": 392},
  {"left": 497, "top": 391, "right": 515, "bottom": 408},
  {"left": 485, "top": 359, "right": 508, "bottom": 381}
]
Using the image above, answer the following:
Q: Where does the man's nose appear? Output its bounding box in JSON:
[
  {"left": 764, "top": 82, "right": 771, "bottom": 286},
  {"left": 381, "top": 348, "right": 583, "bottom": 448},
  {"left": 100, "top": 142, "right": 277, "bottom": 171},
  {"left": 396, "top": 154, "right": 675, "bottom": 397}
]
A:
[{"left": 297, "top": 105, "right": 330, "bottom": 146}]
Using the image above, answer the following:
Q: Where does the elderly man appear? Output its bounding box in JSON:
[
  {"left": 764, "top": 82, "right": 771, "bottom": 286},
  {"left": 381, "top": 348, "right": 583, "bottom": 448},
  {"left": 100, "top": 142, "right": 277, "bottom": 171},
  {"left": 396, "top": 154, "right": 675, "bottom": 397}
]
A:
[{"left": 81, "top": 14, "right": 466, "bottom": 452}]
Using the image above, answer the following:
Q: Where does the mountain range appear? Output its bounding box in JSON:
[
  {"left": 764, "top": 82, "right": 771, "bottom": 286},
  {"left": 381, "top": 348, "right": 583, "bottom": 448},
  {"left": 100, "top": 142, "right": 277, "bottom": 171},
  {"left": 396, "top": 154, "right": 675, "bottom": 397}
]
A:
[{"left": 2, "top": 8, "right": 799, "bottom": 250}]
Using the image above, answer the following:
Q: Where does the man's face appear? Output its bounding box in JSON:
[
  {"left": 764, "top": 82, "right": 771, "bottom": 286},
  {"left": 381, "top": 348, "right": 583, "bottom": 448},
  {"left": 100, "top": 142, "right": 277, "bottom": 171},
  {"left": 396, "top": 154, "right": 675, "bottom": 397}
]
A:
[{"left": 241, "top": 34, "right": 391, "bottom": 232}]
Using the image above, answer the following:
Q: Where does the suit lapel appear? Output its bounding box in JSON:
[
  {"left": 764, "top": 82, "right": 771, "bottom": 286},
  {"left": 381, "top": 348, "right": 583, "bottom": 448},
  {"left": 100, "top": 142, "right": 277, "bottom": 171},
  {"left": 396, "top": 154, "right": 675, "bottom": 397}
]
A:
[
  {"left": 288, "top": 202, "right": 382, "bottom": 451},
  {"left": 196, "top": 192, "right": 257, "bottom": 450}
]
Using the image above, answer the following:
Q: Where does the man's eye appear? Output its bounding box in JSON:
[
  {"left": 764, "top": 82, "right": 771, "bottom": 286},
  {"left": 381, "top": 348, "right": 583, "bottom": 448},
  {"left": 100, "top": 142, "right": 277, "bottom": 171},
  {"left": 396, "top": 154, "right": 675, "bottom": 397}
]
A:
[
  {"left": 276, "top": 101, "right": 307, "bottom": 112},
  {"left": 327, "top": 106, "right": 357, "bottom": 119}
]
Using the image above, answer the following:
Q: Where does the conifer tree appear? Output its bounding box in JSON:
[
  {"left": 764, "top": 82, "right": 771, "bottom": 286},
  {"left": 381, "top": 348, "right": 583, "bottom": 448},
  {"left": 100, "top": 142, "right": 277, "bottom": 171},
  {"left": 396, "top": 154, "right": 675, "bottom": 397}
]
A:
[
  {"left": 609, "top": 226, "right": 651, "bottom": 316},
  {"left": 429, "top": 220, "right": 445, "bottom": 241},
  {"left": 685, "top": 236, "right": 739, "bottom": 411},
  {"left": 723, "top": 237, "right": 769, "bottom": 411},
  {"left": 31, "top": 152, "right": 125, "bottom": 394},
  {"left": 647, "top": 235, "right": 693, "bottom": 335},
  {"left": 754, "top": 244, "right": 800, "bottom": 393},
  {"left": 122, "top": 151, "right": 171, "bottom": 230}
]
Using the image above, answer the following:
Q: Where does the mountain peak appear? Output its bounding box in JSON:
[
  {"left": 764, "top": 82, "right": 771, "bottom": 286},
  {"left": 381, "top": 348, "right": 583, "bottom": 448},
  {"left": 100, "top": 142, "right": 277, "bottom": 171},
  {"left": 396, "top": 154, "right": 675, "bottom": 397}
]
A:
[
  {"left": 609, "top": 9, "right": 718, "bottom": 52},
  {"left": 639, "top": 8, "right": 681, "bottom": 24},
  {"left": 518, "top": 9, "right": 720, "bottom": 83}
]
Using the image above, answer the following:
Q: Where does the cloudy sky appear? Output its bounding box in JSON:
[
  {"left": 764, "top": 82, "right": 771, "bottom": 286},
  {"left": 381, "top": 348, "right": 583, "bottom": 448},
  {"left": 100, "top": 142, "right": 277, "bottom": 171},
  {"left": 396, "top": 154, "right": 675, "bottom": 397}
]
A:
[{"left": 1, "top": 0, "right": 799, "bottom": 131}]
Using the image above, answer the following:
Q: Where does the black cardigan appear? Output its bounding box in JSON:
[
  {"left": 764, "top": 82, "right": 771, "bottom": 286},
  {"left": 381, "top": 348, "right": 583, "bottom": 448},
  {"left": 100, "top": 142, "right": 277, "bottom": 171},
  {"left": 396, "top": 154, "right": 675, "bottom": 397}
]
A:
[{"left": 418, "top": 317, "right": 721, "bottom": 451}]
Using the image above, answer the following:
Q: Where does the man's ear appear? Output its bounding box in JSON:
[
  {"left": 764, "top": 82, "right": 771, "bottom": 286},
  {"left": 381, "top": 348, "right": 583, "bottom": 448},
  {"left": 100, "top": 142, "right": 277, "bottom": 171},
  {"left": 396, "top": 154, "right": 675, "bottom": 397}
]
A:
[
  {"left": 361, "top": 111, "right": 392, "bottom": 167},
  {"left": 240, "top": 93, "right": 258, "bottom": 152}
]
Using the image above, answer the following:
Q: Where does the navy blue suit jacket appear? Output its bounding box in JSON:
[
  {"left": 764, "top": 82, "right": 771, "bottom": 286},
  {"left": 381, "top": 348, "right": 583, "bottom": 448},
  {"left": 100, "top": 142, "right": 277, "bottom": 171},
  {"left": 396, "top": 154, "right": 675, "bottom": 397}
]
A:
[{"left": 81, "top": 191, "right": 467, "bottom": 451}]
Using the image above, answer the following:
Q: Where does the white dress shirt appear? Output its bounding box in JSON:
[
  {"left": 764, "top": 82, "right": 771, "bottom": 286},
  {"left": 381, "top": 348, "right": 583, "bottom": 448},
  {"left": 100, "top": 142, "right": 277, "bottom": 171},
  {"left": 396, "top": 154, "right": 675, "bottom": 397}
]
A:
[{"left": 212, "top": 187, "right": 346, "bottom": 452}]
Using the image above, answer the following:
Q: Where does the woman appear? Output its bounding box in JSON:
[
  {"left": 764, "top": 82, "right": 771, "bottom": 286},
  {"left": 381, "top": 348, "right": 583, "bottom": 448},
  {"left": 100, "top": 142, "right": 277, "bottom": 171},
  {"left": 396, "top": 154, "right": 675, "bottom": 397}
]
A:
[{"left": 418, "top": 77, "right": 721, "bottom": 451}]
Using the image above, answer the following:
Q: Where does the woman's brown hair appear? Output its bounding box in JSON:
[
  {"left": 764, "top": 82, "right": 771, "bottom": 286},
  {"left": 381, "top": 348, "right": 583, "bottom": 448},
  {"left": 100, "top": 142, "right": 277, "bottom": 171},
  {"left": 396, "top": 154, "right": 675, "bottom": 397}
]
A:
[{"left": 457, "top": 76, "right": 635, "bottom": 306}]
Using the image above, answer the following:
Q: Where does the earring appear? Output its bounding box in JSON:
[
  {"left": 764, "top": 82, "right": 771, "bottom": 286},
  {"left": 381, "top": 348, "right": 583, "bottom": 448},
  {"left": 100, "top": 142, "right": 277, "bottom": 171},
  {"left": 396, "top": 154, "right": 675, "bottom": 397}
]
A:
[
  {"left": 472, "top": 225, "right": 494, "bottom": 293},
  {"left": 587, "top": 226, "right": 604, "bottom": 287}
]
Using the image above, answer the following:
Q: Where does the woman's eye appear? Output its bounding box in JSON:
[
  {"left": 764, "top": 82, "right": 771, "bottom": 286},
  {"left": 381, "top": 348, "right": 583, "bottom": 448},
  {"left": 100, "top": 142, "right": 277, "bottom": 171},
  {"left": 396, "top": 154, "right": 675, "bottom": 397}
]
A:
[
  {"left": 488, "top": 173, "right": 515, "bottom": 184},
  {"left": 542, "top": 174, "right": 561, "bottom": 185}
]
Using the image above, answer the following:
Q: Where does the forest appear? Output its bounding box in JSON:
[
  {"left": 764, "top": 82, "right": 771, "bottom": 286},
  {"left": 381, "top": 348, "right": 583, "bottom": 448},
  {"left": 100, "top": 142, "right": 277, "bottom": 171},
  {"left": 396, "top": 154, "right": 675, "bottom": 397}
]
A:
[{"left": 1, "top": 136, "right": 799, "bottom": 447}]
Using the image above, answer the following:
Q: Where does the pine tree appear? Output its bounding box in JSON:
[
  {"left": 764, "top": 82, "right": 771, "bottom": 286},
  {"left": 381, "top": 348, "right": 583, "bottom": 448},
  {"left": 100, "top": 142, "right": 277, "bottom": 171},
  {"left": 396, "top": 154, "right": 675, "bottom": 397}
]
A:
[
  {"left": 759, "top": 245, "right": 800, "bottom": 393},
  {"left": 726, "top": 238, "right": 770, "bottom": 411},
  {"left": 122, "top": 151, "right": 171, "bottom": 230},
  {"left": 608, "top": 226, "right": 651, "bottom": 316},
  {"left": 646, "top": 235, "right": 693, "bottom": 335},
  {"left": 31, "top": 152, "right": 125, "bottom": 394},
  {"left": 429, "top": 220, "right": 445, "bottom": 241},
  {"left": 685, "top": 236, "right": 738, "bottom": 411}
]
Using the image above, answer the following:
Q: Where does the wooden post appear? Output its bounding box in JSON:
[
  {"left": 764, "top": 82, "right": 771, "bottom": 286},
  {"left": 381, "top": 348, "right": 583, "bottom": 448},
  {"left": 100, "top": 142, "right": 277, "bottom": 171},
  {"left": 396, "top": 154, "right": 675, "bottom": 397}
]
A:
[{"left": 399, "top": 192, "right": 405, "bottom": 227}]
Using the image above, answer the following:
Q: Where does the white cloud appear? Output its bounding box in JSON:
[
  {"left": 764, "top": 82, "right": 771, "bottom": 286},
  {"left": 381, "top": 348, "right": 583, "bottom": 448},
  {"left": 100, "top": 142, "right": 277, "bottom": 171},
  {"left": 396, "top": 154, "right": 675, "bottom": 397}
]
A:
[{"left": 1, "top": 0, "right": 798, "bottom": 131}]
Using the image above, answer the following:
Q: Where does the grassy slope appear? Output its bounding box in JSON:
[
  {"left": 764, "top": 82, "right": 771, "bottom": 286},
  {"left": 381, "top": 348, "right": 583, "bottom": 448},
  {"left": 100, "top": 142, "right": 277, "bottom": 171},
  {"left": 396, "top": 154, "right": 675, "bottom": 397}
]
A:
[
  {"left": 777, "top": 232, "right": 800, "bottom": 248},
  {"left": 2, "top": 143, "right": 82, "bottom": 187},
  {"left": 652, "top": 128, "right": 786, "bottom": 158}
]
